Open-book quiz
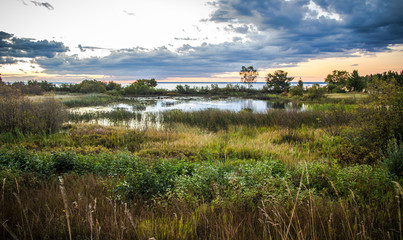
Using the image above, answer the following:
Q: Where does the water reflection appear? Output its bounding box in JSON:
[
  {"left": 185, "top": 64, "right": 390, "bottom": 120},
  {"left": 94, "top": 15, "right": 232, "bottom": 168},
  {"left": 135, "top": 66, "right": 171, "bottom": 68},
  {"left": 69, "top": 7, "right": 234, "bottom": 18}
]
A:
[{"left": 70, "top": 96, "right": 307, "bottom": 129}]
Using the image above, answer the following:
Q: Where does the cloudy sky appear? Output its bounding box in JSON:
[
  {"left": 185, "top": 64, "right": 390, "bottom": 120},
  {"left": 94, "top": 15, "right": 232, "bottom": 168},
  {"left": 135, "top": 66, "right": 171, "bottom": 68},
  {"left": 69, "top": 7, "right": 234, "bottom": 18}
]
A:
[{"left": 1, "top": 0, "right": 402, "bottom": 83}]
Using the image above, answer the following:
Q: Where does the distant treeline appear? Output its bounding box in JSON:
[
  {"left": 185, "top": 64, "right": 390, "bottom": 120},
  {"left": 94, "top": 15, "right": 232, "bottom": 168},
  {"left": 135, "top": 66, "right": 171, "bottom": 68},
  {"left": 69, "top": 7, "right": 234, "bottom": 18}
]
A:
[{"left": 1, "top": 70, "right": 402, "bottom": 96}]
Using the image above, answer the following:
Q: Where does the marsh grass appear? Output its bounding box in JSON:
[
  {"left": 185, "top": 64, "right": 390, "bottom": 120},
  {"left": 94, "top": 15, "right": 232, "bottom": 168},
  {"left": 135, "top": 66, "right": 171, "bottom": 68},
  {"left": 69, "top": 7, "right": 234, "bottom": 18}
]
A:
[
  {"left": 62, "top": 94, "right": 127, "bottom": 108},
  {"left": 0, "top": 86, "right": 67, "bottom": 134},
  {"left": 0, "top": 167, "right": 400, "bottom": 239},
  {"left": 0, "top": 89, "right": 401, "bottom": 239},
  {"left": 162, "top": 109, "right": 353, "bottom": 132},
  {"left": 69, "top": 110, "right": 142, "bottom": 123}
]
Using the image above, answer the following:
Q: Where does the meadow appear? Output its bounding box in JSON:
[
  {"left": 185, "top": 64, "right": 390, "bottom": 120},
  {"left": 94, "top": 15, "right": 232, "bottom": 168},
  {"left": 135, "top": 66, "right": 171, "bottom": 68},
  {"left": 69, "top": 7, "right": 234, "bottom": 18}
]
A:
[{"left": 0, "top": 79, "right": 402, "bottom": 239}]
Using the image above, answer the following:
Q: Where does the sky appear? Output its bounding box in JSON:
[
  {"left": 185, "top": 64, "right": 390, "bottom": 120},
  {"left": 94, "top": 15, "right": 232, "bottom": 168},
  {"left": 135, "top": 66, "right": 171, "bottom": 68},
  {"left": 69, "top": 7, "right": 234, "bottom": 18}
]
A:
[{"left": 0, "top": 0, "right": 402, "bottom": 83}]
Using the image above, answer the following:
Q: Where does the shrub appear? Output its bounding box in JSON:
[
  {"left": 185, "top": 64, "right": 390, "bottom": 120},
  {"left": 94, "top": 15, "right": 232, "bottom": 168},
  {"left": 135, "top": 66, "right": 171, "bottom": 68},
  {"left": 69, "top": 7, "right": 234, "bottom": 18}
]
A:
[
  {"left": 337, "top": 77, "right": 402, "bottom": 164},
  {"left": 383, "top": 140, "right": 403, "bottom": 177},
  {"left": 305, "top": 84, "right": 326, "bottom": 100},
  {"left": 52, "top": 151, "right": 76, "bottom": 173},
  {"left": 288, "top": 86, "right": 303, "bottom": 97},
  {"left": 0, "top": 85, "right": 67, "bottom": 134}
]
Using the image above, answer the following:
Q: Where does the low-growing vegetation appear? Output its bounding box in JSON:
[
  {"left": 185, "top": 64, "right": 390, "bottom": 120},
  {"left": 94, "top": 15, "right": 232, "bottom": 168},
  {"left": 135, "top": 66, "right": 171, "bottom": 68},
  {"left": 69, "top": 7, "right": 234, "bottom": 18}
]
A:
[{"left": 0, "top": 70, "right": 402, "bottom": 239}]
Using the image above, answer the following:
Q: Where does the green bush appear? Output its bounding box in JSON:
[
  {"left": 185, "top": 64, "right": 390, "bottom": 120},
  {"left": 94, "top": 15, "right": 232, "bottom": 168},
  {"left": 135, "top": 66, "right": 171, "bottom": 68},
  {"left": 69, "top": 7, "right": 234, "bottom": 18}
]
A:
[
  {"left": 383, "top": 140, "right": 403, "bottom": 177},
  {"left": 51, "top": 151, "right": 76, "bottom": 173},
  {"left": 336, "top": 77, "right": 402, "bottom": 164},
  {"left": 288, "top": 86, "right": 304, "bottom": 97},
  {"left": 305, "top": 84, "right": 326, "bottom": 100}
]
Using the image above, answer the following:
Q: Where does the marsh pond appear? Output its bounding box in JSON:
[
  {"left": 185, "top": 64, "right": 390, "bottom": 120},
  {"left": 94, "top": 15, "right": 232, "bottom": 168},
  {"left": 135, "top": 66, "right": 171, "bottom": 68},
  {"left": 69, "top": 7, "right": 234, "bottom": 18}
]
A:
[{"left": 69, "top": 96, "right": 308, "bottom": 129}]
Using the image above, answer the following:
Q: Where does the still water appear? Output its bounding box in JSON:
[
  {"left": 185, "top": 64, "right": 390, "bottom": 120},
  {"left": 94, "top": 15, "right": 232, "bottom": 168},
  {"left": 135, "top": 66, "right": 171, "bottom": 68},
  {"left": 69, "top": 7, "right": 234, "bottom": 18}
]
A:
[
  {"left": 154, "top": 82, "right": 326, "bottom": 91},
  {"left": 71, "top": 96, "right": 307, "bottom": 129}
]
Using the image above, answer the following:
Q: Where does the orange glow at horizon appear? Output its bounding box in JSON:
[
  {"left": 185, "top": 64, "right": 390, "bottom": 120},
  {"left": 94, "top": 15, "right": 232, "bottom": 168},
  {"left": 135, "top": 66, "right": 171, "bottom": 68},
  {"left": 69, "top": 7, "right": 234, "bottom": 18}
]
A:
[{"left": 1, "top": 45, "right": 402, "bottom": 83}]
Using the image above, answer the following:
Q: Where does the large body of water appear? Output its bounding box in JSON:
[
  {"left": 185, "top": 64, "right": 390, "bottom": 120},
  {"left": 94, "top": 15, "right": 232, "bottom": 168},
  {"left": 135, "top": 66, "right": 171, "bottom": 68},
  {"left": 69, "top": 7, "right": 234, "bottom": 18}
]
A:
[
  {"left": 154, "top": 82, "right": 326, "bottom": 91},
  {"left": 51, "top": 81, "right": 325, "bottom": 90}
]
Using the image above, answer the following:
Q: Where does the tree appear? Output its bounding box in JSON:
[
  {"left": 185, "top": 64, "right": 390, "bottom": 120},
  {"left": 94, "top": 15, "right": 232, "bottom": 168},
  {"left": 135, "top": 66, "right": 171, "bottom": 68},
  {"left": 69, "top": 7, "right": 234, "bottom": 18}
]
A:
[
  {"left": 239, "top": 66, "right": 258, "bottom": 87},
  {"left": 346, "top": 70, "right": 365, "bottom": 92},
  {"left": 0, "top": 73, "right": 4, "bottom": 86},
  {"left": 289, "top": 78, "right": 304, "bottom": 97},
  {"left": 297, "top": 78, "right": 304, "bottom": 88},
  {"left": 106, "top": 81, "right": 122, "bottom": 91},
  {"left": 265, "top": 70, "right": 294, "bottom": 93},
  {"left": 305, "top": 83, "right": 326, "bottom": 100},
  {"left": 136, "top": 78, "right": 157, "bottom": 88},
  {"left": 325, "top": 70, "right": 349, "bottom": 92}
]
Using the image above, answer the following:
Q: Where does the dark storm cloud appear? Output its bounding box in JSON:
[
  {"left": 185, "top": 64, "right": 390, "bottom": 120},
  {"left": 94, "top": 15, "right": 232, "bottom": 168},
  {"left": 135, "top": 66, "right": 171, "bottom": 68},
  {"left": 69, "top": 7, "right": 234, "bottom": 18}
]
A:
[
  {"left": 0, "top": 31, "right": 68, "bottom": 64},
  {"left": 208, "top": 0, "right": 403, "bottom": 53},
  {"left": 36, "top": 39, "right": 319, "bottom": 79},
  {"left": 7, "top": 0, "right": 403, "bottom": 79}
]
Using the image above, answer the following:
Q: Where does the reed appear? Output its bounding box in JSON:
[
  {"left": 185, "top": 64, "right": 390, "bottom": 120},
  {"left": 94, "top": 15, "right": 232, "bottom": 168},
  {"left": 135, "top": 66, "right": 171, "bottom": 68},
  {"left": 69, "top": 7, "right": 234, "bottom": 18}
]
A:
[
  {"left": 62, "top": 94, "right": 126, "bottom": 107},
  {"left": 162, "top": 109, "right": 353, "bottom": 132},
  {"left": 0, "top": 167, "right": 400, "bottom": 239}
]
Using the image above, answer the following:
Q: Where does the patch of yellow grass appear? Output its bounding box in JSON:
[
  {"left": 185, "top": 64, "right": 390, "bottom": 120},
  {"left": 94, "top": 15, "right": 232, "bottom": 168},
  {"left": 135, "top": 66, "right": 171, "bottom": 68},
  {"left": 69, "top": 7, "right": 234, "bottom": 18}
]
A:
[{"left": 326, "top": 92, "right": 368, "bottom": 99}]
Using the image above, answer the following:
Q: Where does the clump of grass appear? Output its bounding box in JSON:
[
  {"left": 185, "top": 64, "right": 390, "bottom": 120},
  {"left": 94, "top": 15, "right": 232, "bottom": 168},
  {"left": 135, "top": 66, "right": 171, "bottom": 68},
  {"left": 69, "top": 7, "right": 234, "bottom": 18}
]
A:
[
  {"left": 162, "top": 108, "right": 353, "bottom": 132},
  {"left": 69, "top": 109, "right": 142, "bottom": 123},
  {"left": 62, "top": 94, "right": 126, "bottom": 107}
]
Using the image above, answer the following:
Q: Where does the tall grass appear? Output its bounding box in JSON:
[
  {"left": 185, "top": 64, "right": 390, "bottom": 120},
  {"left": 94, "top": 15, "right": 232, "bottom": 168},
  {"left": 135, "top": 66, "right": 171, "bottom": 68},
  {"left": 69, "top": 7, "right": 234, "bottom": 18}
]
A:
[
  {"left": 0, "top": 86, "right": 67, "bottom": 134},
  {"left": 62, "top": 94, "right": 126, "bottom": 107},
  {"left": 69, "top": 110, "right": 142, "bottom": 122},
  {"left": 0, "top": 161, "right": 400, "bottom": 239},
  {"left": 162, "top": 109, "right": 354, "bottom": 132}
]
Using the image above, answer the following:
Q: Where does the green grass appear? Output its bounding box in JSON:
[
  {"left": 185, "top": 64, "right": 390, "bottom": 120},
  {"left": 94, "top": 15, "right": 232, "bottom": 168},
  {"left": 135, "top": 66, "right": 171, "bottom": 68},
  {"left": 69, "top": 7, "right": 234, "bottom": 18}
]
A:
[
  {"left": 62, "top": 94, "right": 127, "bottom": 107},
  {"left": 0, "top": 148, "right": 401, "bottom": 239},
  {"left": 0, "top": 89, "right": 401, "bottom": 239}
]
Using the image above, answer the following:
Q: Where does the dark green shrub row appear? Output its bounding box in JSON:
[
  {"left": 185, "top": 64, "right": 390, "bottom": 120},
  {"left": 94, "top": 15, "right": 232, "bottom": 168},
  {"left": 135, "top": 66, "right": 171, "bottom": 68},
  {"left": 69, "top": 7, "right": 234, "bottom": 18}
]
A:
[{"left": 0, "top": 147, "right": 395, "bottom": 205}]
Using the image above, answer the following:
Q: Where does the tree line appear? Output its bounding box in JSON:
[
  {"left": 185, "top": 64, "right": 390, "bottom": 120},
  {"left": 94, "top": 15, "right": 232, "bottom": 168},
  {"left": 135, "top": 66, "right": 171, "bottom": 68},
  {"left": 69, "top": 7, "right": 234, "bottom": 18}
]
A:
[
  {"left": 239, "top": 66, "right": 403, "bottom": 94},
  {"left": 1, "top": 68, "right": 402, "bottom": 97}
]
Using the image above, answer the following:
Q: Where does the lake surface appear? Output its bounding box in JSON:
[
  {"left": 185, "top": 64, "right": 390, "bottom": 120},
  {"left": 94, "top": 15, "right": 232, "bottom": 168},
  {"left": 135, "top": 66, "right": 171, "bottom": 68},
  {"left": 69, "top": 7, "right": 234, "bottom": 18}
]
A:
[
  {"left": 154, "top": 82, "right": 326, "bottom": 91},
  {"left": 72, "top": 96, "right": 307, "bottom": 114}
]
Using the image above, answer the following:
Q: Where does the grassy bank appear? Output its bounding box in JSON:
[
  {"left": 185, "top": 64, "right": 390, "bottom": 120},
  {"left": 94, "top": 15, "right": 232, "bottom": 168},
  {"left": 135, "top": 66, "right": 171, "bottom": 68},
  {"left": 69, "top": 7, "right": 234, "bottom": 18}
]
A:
[
  {"left": 0, "top": 81, "right": 402, "bottom": 239},
  {"left": 0, "top": 147, "right": 401, "bottom": 239}
]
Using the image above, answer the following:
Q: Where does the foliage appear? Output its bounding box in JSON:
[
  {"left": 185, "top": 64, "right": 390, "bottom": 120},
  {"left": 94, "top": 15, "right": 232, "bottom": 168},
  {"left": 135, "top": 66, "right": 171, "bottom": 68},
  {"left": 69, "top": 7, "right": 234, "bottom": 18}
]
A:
[
  {"left": 305, "top": 83, "right": 326, "bottom": 100},
  {"left": 325, "top": 70, "right": 349, "bottom": 91},
  {"left": 0, "top": 85, "right": 67, "bottom": 134},
  {"left": 383, "top": 140, "right": 403, "bottom": 177},
  {"left": 28, "top": 79, "right": 56, "bottom": 91},
  {"left": 288, "top": 86, "right": 304, "bottom": 97},
  {"left": 123, "top": 79, "right": 161, "bottom": 95},
  {"left": 366, "top": 70, "right": 403, "bottom": 87},
  {"left": 77, "top": 79, "right": 107, "bottom": 93},
  {"left": 105, "top": 81, "right": 122, "bottom": 91},
  {"left": 346, "top": 70, "right": 365, "bottom": 92},
  {"left": 136, "top": 78, "right": 157, "bottom": 88},
  {"left": 52, "top": 151, "right": 76, "bottom": 173},
  {"left": 265, "top": 70, "right": 293, "bottom": 93},
  {"left": 175, "top": 83, "right": 264, "bottom": 96},
  {"left": 162, "top": 108, "right": 352, "bottom": 132},
  {"left": 337, "top": 76, "right": 402, "bottom": 164},
  {"left": 239, "top": 66, "right": 258, "bottom": 86},
  {"left": 62, "top": 94, "right": 126, "bottom": 107}
]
